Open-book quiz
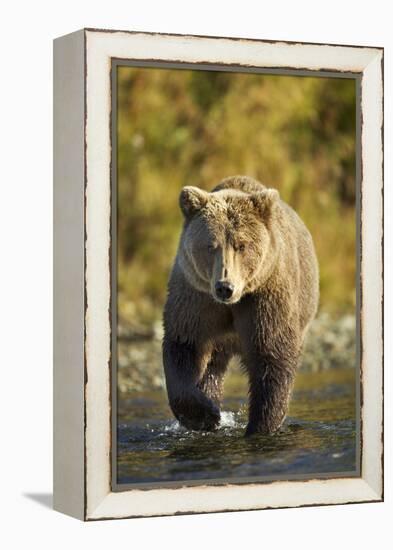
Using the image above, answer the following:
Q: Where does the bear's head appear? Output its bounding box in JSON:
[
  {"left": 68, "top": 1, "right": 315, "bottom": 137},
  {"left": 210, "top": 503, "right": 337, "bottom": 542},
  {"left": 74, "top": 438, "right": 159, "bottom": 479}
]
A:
[{"left": 177, "top": 185, "right": 280, "bottom": 304}]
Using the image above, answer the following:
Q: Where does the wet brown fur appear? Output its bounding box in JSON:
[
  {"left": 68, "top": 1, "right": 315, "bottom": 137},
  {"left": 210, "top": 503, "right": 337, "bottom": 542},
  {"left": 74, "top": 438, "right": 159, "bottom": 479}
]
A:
[{"left": 163, "top": 176, "right": 319, "bottom": 436}]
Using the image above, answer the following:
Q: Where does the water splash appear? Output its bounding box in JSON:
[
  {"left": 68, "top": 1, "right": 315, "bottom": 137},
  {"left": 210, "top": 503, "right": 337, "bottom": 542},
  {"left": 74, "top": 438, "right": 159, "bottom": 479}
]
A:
[
  {"left": 163, "top": 420, "right": 181, "bottom": 433},
  {"left": 220, "top": 411, "right": 237, "bottom": 428},
  {"left": 158, "top": 410, "right": 240, "bottom": 435}
]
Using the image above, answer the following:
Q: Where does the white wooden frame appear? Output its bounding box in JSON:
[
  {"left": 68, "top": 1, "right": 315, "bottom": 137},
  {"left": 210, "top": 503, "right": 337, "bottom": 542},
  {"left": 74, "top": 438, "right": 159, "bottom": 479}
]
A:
[{"left": 53, "top": 28, "right": 383, "bottom": 521}]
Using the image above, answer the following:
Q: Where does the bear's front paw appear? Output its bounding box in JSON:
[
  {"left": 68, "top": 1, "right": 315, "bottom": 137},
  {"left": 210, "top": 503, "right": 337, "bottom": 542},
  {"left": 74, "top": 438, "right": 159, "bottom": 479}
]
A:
[
  {"left": 170, "top": 391, "right": 221, "bottom": 432},
  {"left": 245, "top": 421, "right": 277, "bottom": 437}
]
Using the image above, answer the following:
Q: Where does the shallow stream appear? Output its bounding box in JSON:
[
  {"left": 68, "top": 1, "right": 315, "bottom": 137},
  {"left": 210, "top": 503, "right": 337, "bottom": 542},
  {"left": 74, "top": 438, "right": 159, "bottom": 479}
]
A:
[{"left": 117, "top": 368, "right": 357, "bottom": 485}]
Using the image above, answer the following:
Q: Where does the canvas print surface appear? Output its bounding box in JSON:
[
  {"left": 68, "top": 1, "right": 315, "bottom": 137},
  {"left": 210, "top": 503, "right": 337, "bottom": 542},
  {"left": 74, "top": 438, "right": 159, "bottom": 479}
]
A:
[{"left": 114, "top": 65, "right": 358, "bottom": 487}]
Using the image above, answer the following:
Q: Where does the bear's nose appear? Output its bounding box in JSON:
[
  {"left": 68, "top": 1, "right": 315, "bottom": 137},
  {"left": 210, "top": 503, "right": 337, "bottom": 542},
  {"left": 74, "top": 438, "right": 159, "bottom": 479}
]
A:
[{"left": 215, "top": 281, "right": 234, "bottom": 301}]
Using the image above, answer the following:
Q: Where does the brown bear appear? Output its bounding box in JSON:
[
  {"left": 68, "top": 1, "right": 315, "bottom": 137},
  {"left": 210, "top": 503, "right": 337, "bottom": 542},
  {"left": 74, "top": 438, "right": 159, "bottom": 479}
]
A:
[{"left": 163, "top": 175, "right": 319, "bottom": 436}]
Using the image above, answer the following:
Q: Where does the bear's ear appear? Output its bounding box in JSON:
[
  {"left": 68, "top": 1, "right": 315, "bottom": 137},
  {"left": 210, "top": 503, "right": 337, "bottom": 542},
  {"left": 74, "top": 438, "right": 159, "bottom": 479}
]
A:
[
  {"left": 179, "top": 186, "right": 209, "bottom": 219},
  {"left": 250, "top": 189, "right": 280, "bottom": 219}
]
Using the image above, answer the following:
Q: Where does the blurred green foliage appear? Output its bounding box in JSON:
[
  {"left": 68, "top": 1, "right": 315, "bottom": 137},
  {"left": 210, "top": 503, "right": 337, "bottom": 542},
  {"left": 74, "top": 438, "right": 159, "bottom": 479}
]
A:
[{"left": 117, "top": 67, "right": 356, "bottom": 323}]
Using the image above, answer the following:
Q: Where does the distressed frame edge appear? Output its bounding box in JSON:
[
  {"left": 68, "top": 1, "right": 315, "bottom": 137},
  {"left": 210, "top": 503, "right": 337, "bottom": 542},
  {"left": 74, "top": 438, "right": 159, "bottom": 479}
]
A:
[
  {"left": 358, "top": 48, "right": 384, "bottom": 499},
  {"left": 81, "top": 29, "right": 383, "bottom": 521},
  {"left": 86, "top": 480, "right": 381, "bottom": 521},
  {"left": 83, "top": 26, "right": 384, "bottom": 52}
]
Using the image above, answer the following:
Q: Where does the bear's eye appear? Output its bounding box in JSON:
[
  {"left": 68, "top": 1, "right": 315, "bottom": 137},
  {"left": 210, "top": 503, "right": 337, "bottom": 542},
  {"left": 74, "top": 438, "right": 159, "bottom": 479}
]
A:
[{"left": 238, "top": 243, "right": 246, "bottom": 252}]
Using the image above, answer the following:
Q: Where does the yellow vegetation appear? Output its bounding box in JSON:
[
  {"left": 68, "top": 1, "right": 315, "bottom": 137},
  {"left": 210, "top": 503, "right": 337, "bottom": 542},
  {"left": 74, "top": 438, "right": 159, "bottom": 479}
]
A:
[{"left": 117, "top": 66, "right": 356, "bottom": 323}]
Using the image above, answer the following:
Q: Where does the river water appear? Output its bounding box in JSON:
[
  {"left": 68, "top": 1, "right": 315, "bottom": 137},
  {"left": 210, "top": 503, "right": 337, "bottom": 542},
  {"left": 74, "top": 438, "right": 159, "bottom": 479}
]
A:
[{"left": 117, "top": 368, "right": 357, "bottom": 485}]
